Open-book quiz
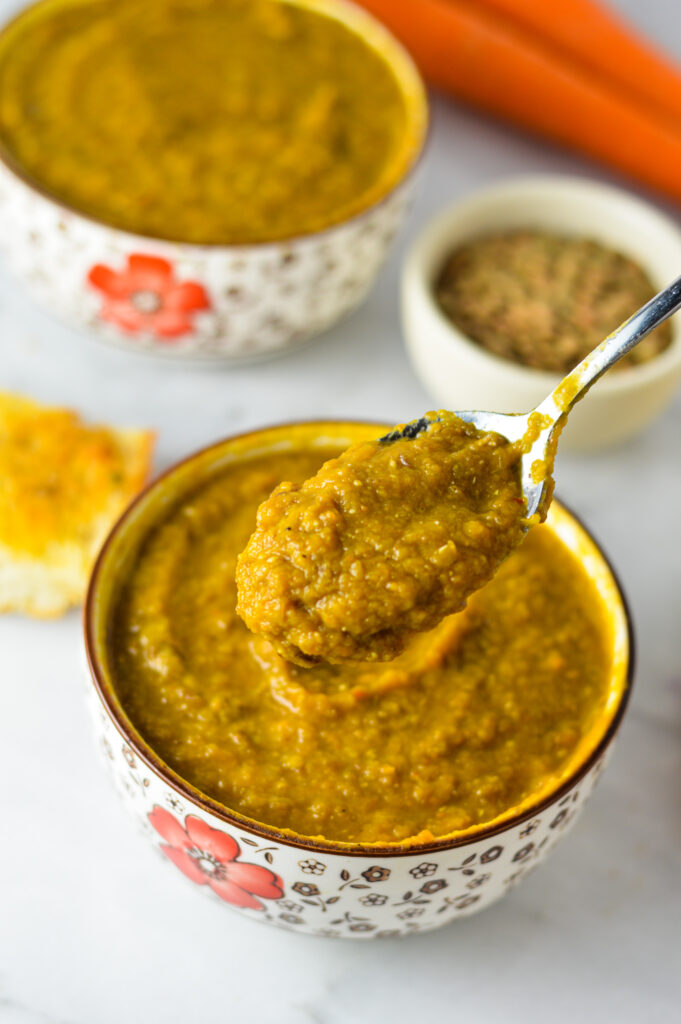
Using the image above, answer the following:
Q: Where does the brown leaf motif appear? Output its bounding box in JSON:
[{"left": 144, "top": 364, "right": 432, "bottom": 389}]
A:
[
  {"left": 437, "top": 894, "right": 481, "bottom": 914},
  {"left": 550, "top": 808, "right": 571, "bottom": 830},
  {"left": 465, "top": 873, "right": 490, "bottom": 890}
]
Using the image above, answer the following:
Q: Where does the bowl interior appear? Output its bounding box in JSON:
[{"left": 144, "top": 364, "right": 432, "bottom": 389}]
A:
[
  {"left": 85, "top": 421, "right": 633, "bottom": 854},
  {"left": 289, "top": 0, "right": 429, "bottom": 198},
  {"left": 0, "top": 0, "right": 428, "bottom": 248}
]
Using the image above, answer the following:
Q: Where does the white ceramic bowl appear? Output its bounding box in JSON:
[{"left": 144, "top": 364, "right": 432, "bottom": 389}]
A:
[
  {"left": 402, "top": 177, "right": 681, "bottom": 450},
  {"left": 84, "top": 421, "right": 632, "bottom": 939},
  {"left": 0, "top": 0, "right": 427, "bottom": 361}
]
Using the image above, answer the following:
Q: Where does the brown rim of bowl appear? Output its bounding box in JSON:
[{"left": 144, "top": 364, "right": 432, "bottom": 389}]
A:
[
  {"left": 84, "top": 419, "right": 635, "bottom": 858},
  {"left": 0, "top": 0, "right": 429, "bottom": 251}
]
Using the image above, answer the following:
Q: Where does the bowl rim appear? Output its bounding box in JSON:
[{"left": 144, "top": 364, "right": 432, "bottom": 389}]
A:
[
  {"left": 0, "top": 0, "right": 429, "bottom": 252},
  {"left": 84, "top": 419, "right": 635, "bottom": 858},
  {"left": 403, "top": 174, "right": 681, "bottom": 394}
]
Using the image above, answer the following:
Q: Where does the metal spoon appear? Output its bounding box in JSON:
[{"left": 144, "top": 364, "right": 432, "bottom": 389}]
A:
[{"left": 384, "top": 273, "right": 681, "bottom": 520}]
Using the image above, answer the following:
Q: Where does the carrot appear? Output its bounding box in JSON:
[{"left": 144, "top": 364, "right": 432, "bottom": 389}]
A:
[
  {"left": 475, "top": 0, "right": 681, "bottom": 126},
  {"left": 358, "top": 0, "right": 681, "bottom": 204}
]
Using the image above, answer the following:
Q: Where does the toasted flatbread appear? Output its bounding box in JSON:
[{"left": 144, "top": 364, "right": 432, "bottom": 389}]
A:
[{"left": 0, "top": 392, "right": 154, "bottom": 616}]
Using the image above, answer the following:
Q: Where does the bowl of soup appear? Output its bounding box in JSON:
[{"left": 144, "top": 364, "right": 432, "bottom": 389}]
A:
[
  {"left": 84, "top": 420, "right": 633, "bottom": 938},
  {"left": 0, "top": 0, "right": 427, "bottom": 359}
]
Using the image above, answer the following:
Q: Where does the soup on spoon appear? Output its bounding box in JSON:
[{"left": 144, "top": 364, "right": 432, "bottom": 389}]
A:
[
  {"left": 238, "top": 271, "right": 681, "bottom": 666},
  {"left": 236, "top": 411, "right": 530, "bottom": 665}
]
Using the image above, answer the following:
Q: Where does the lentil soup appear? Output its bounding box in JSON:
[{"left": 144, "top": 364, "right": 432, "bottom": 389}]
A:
[
  {"left": 107, "top": 426, "right": 617, "bottom": 846},
  {"left": 0, "top": 0, "right": 423, "bottom": 244},
  {"left": 237, "top": 413, "right": 528, "bottom": 665}
]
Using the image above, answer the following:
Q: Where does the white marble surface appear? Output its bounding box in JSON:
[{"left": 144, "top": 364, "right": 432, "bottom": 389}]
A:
[{"left": 2, "top": 2, "right": 681, "bottom": 1020}]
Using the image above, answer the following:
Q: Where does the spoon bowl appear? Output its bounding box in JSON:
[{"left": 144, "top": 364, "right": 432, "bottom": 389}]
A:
[{"left": 392, "top": 272, "right": 681, "bottom": 519}]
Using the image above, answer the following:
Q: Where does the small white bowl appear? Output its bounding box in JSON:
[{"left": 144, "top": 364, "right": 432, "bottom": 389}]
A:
[
  {"left": 0, "top": 0, "right": 427, "bottom": 362},
  {"left": 402, "top": 176, "right": 681, "bottom": 450}
]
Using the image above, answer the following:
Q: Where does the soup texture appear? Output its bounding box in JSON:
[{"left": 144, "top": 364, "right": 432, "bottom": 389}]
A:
[
  {"left": 0, "top": 0, "right": 413, "bottom": 243},
  {"left": 237, "top": 413, "right": 528, "bottom": 665},
  {"left": 110, "top": 445, "right": 611, "bottom": 844}
]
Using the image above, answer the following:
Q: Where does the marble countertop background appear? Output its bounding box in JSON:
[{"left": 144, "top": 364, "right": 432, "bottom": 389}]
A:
[{"left": 1, "top": 1, "right": 680, "bottom": 1020}]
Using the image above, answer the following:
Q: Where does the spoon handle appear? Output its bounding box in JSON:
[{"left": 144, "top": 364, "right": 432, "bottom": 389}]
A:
[{"left": 537, "top": 272, "right": 681, "bottom": 419}]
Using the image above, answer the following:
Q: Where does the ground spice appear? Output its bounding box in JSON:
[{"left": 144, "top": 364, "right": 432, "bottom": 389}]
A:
[{"left": 436, "top": 230, "right": 671, "bottom": 373}]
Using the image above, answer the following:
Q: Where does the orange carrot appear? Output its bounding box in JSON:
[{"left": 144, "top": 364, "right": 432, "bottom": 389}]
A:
[
  {"left": 358, "top": 0, "right": 681, "bottom": 204},
  {"left": 475, "top": 0, "right": 681, "bottom": 126}
]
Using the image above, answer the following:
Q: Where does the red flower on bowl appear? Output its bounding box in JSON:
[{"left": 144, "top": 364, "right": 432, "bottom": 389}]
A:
[
  {"left": 88, "top": 254, "right": 210, "bottom": 339},
  {"left": 149, "top": 806, "right": 283, "bottom": 910}
]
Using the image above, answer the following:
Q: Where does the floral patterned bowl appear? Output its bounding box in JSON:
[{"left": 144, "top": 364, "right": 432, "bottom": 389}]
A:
[
  {"left": 84, "top": 422, "right": 633, "bottom": 939},
  {"left": 0, "top": 0, "right": 427, "bottom": 361}
]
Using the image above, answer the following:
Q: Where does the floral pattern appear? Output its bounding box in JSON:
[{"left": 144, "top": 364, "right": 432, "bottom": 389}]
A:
[
  {"left": 148, "top": 806, "right": 283, "bottom": 910},
  {"left": 88, "top": 254, "right": 210, "bottom": 339},
  {"left": 361, "top": 866, "right": 391, "bottom": 883},
  {"left": 87, "top": 685, "right": 617, "bottom": 939},
  {"left": 280, "top": 900, "right": 303, "bottom": 913},
  {"left": 292, "top": 881, "right": 320, "bottom": 897},
  {"left": 360, "top": 893, "right": 388, "bottom": 907},
  {"left": 398, "top": 907, "right": 425, "bottom": 920},
  {"left": 519, "top": 819, "right": 541, "bottom": 838},
  {"left": 480, "top": 845, "right": 504, "bottom": 863},
  {"left": 409, "top": 862, "right": 438, "bottom": 879},
  {"left": 298, "top": 858, "right": 326, "bottom": 876},
  {"left": 0, "top": 156, "right": 413, "bottom": 359},
  {"left": 420, "top": 878, "right": 448, "bottom": 894}
]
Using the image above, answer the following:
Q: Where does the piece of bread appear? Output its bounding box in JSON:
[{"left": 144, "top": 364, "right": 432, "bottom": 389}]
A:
[{"left": 0, "top": 392, "right": 154, "bottom": 617}]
